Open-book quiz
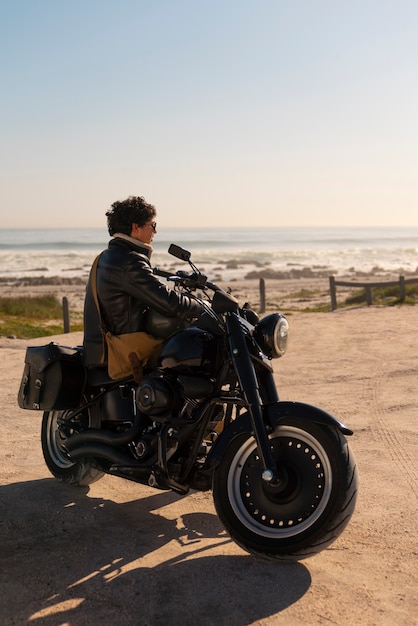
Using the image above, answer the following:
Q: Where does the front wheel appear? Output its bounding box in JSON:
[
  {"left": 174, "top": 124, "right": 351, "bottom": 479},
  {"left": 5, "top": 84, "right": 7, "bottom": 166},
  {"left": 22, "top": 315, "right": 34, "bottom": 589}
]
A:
[
  {"left": 42, "top": 410, "right": 104, "bottom": 487},
  {"left": 212, "top": 419, "right": 358, "bottom": 561}
]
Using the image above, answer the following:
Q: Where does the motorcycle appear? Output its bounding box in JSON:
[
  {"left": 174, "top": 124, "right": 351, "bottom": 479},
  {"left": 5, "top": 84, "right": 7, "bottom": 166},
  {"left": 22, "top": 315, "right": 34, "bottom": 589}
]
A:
[{"left": 26, "top": 244, "right": 358, "bottom": 561}]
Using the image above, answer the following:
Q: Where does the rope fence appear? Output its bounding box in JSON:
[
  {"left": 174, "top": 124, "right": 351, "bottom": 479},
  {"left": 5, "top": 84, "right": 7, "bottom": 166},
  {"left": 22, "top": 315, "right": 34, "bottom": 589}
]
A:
[
  {"left": 329, "top": 275, "right": 418, "bottom": 311},
  {"left": 257, "top": 275, "right": 418, "bottom": 315}
]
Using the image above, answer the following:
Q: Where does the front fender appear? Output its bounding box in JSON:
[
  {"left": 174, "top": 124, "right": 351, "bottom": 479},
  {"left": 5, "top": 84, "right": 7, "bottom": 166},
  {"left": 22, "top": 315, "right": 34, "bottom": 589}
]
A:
[
  {"left": 203, "top": 401, "right": 352, "bottom": 473},
  {"left": 266, "top": 400, "right": 353, "bottom": 436}
]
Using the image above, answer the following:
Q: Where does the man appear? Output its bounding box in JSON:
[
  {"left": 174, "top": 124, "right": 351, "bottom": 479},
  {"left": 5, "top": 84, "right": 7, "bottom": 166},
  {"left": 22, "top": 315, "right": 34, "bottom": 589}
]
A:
[{"left": 83, "top": 195, "right": 204, "bottom": 367}]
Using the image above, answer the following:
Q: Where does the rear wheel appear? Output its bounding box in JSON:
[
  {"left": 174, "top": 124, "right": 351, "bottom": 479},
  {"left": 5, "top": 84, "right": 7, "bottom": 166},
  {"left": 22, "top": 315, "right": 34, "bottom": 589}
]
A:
[
  {"left": 42, "top": 410, "right": 104, "bottom": 486},
  {"left": 212, "top": 418, "right": 357, "bottom": 561}
]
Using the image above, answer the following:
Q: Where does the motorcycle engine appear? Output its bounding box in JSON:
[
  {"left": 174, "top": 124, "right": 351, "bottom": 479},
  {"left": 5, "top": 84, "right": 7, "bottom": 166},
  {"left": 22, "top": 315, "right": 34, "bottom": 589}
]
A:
[
  {"left": 135, "top": 376, "right": 176, "bottom": 420},
  {"left": 136, "top": 327, "right": 219, "bottom": 422},
  {"left": 135, "top": 373, "right": 215, "bottom": 422}
]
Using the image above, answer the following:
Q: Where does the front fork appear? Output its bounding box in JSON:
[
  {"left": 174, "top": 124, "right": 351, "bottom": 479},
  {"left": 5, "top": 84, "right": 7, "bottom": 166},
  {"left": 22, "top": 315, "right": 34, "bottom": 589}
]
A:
[{"left": 227, "top": 315, "right": 280, "bottom": 484}]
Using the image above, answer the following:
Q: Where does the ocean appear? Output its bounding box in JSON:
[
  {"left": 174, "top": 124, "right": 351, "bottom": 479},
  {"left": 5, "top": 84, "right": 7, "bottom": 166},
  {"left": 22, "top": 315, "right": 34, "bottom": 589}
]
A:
[{"left": 0, "top": 226, "right": 417, "bottom": 282}]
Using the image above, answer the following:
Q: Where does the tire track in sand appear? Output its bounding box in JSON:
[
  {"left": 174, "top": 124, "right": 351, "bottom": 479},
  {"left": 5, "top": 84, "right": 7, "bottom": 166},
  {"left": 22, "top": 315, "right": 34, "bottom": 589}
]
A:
[{"left": 369, "top": 358, "right": 417, "bottom": 498}]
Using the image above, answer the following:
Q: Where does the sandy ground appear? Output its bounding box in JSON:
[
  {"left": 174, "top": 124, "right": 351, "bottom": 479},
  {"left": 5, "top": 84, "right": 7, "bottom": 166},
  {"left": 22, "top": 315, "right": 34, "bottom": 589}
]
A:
[{"left": 0, "top": 294, "right": 417, "bottom": 624}]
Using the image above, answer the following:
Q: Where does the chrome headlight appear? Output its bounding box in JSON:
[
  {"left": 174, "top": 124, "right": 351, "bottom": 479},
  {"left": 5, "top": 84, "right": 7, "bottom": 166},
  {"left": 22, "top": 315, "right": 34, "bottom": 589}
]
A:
[{"left": 254, "top": 313, "right": 289, "bottom": 358}]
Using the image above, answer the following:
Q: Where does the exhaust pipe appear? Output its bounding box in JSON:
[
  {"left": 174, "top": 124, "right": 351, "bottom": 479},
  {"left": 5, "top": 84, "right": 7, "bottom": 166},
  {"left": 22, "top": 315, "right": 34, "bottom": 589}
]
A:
[
  {"left": 64, "top": 415, "right": 144, "bottom": 452},
  {"left": 66, "top": 443, "right": 136, "bottom": 466}
]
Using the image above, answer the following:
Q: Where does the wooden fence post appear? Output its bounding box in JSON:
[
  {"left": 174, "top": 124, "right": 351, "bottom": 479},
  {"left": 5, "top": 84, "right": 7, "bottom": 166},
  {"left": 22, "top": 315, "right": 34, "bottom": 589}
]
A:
[
  {"left": 329, "top": 276, "right": 337, "bottom": 311},
  {"left": 259, "top": 278, "right": 266, "bottom": 314},
  {"left": 365, "top": 285, "right": 372, "bottom": 306},
  {"left": 62, "top": 296, "right": 70, "bottom": 333},
  {"left": 399, "top": 275, "right": 405, "bottom": 302}
]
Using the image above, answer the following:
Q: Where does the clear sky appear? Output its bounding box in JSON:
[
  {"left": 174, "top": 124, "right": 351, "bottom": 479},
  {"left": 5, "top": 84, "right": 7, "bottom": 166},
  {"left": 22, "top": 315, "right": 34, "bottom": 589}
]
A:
[{"left": 1, "top": 0, "right": 418, "bottom": 228}]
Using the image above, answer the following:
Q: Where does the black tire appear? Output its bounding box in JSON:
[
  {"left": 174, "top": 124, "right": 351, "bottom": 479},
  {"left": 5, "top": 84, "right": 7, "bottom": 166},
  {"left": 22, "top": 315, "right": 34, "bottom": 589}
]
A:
[
  {"left": 212, "top": 418, "right": 358, "bottom": 561},
  {"left": 41, "top": 410, "right": 104, "bottom": 487}
]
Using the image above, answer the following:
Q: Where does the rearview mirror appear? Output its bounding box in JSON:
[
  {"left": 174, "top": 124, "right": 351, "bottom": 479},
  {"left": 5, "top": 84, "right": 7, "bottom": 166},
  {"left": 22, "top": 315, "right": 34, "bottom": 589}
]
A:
[{"left": 168, "top": 244, "right": 191, "bottom": 262}]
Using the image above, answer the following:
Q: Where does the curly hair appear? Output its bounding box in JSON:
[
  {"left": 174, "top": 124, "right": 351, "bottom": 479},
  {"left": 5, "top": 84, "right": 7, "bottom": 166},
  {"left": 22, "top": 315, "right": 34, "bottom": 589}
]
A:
[{"left": 106, "top": 196, "right": 156, "bottom": 236}]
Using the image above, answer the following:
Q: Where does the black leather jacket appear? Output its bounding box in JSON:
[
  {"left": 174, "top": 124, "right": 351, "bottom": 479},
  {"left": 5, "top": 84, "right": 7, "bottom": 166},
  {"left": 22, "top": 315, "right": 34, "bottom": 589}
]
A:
[{"left": 83, "top": 236, "right": 204, "bottom": 366}]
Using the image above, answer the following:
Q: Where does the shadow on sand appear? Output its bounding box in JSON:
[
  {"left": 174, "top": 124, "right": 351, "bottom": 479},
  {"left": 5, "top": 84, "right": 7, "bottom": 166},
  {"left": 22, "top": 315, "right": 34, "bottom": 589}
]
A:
[{"left": 0, "top": 479, "right": 312, "bottom": 625}]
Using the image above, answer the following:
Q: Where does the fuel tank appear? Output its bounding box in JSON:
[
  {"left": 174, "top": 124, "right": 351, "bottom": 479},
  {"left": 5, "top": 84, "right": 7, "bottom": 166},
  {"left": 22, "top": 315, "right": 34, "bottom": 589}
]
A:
[{"left": 158, "top": 327, "right": 219, "bottom": 375}]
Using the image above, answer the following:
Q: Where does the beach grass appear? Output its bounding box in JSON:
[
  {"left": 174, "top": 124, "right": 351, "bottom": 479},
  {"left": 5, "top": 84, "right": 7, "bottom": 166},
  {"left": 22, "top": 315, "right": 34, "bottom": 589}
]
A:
[
  {"left": 345, "top": 283, "right": 418, "bottom": 307},
  {"left": 262, "top": 283, "right": 418, "bottom": 313},
  {"left": 0, "top": 295, "right": 83, "bottom": 338}
]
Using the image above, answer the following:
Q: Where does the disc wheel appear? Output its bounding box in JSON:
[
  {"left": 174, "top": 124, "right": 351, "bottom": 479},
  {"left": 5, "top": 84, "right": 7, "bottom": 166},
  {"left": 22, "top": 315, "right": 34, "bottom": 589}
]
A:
[
  {"left": 212, "top": 418, "right": 357, "bottom": 561},
  {"left": 42, "top": 410, "right": 104, "bottom": 487}
]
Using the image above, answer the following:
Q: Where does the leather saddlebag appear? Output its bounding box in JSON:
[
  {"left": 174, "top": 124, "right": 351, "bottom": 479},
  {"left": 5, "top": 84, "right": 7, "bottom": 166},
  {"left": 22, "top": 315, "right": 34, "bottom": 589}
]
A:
[{"left": 17, "top": 342, "right": 86, "bottom": 410}]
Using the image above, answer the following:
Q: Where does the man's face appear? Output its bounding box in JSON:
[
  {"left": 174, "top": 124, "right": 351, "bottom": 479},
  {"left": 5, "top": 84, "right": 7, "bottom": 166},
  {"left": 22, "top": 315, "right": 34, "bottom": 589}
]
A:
[{"left": 131, "top": 219, "right": 157, "bottom": 244}]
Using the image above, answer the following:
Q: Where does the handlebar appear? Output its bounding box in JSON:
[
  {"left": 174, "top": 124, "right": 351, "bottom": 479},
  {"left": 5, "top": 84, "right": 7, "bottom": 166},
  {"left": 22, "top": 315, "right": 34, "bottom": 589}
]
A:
[
  {"left": 153, "top": 267, "right": 174, "bottom": 279},
  {"left": 153, "top": 245, "right": 239, "bottom": 319},
  {"left": 153, "top": 267, "right": 221, "bottom": 293}
]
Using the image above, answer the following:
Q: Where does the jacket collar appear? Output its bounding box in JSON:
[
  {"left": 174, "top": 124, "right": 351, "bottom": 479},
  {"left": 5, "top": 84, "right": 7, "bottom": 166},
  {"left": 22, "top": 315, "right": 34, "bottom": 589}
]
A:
[{"left": 110, "top": 233, "right": 153, "bottom": 258}]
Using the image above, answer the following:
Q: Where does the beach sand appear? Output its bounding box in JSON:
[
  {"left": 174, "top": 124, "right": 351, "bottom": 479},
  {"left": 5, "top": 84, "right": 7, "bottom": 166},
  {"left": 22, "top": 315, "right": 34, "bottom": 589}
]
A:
[{"left": 0, "top": 281, "right": 417, "bottom": 624}]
